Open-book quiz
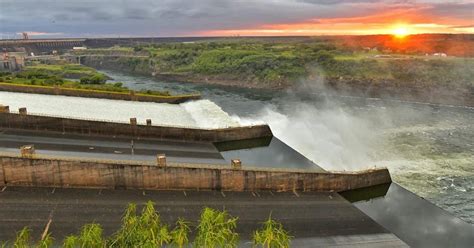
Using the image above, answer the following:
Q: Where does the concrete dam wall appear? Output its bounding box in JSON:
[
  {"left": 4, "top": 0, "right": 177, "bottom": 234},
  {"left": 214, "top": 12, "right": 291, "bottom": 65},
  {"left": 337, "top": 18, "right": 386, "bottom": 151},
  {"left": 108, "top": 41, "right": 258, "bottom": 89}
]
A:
[
  {"left": 0, "top": 153, "right": 391, "bottom": 192},
  {"left": 0, "top": 112, "right": 272, "bottom": 142},
  {"left": 0, "top": 83, "right": 200, "bottom": 104},
  {"left": 0, "top": 39, "right": 86, "bottom": 53}
]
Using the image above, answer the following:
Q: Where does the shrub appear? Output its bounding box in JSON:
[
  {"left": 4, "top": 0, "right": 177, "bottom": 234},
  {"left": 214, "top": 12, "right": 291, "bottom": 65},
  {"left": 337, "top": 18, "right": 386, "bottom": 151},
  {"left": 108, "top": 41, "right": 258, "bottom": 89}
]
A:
[
  {"left": 109, "top": 201, "right": 171, "bottom": 247},
  {"left": 80, "top": 74, "right": 107, "bottom": 84},
  {"left": 194, "top": 207, "right": 239, "bottom": 248},
  {"left": 44, "top": 75, "right": 64, "bottom": 85},
  {"left": 63, "top": 223, "right": 105, "bottom": 248}
]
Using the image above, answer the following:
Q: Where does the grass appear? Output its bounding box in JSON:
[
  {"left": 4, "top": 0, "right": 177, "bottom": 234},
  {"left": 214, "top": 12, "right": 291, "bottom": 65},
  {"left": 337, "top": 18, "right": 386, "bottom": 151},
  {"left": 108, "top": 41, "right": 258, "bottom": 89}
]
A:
[
  {"left": 4, "top": 202, "right": 291, "bottom": 247},
  {"left": 253, "top": 215, "right": 292, "bottom": 248},
  {"left": 23, "top": 64, "right": 105, "bottom": 79}
]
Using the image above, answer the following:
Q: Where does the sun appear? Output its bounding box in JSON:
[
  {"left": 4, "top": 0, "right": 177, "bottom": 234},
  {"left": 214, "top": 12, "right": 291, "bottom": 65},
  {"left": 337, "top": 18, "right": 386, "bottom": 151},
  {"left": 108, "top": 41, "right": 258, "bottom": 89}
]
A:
[{"left": 392, "top": 26, "right": 409, "bottom": 38}]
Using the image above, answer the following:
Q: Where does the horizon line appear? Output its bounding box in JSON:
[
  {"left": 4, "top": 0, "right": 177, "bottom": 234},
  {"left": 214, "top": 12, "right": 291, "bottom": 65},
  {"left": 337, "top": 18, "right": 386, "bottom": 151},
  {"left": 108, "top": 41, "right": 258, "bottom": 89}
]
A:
[{"left": 1, "top": 32, "right": 473, "bottom": 41}]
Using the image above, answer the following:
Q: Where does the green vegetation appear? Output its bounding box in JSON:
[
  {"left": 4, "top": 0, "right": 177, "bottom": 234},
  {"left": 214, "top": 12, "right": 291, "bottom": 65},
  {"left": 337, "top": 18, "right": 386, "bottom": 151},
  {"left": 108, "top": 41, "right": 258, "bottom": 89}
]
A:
[
  {"left": 63, "top": 224, "right": 105, "bottom": 248},
  {"left": 79, "top": 74, "right": 107, "bottom": 85},
  {"left": 8, "top": 227, "right": 54, "bottom": 248},
  {"left": 76, "top": 40, "right": 474, "bottom": 91},
  {"left": 194, "top": 207, "right": 239, "bottom": 248},
  {"left": 253, "top": 215, "right": 292, "bottom": 248},
  {"left": 0, "top": 65, "right": 172, "bottom": 97},
  {"left": 3, "top": 202, "right": 291, "bottom": 247},
  {"left": 170, "top": 218, "right": 191, "bottom": 248},
  {"left": 23, "top": 64, "right": 106, "bottom": 79},
  {"left": 109, "top": 202, "right": 172, "bottom": 247}
]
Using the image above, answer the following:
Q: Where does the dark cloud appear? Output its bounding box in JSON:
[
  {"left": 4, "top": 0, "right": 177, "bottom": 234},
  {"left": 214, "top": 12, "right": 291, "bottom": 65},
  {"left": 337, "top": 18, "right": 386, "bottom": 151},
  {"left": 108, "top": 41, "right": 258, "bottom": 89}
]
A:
[{"left": 0, "top": 0, "right": 472, "bottom": 37}]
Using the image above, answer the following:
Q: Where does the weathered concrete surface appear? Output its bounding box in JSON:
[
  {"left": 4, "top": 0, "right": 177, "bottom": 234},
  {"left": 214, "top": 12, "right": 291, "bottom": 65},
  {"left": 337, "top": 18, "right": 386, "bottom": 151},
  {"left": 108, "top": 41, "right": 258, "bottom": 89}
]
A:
[
  {"left": 0, "top": 187, "right": 407, "bottom": 247},
  {"left": 0, "top": 112, "right": 273, "bottom": 142},
  {"left": 0, "top": 83, "right": 200, "bottom": 103},
  {"left": 0, "top": 153, "right": 391, "bottom": 192},
  {"left": 0, "top": 159, "right": 4, "bottom": 186},
  {"left": 0, "top": 128, "right": 227, "bottom": 164}
]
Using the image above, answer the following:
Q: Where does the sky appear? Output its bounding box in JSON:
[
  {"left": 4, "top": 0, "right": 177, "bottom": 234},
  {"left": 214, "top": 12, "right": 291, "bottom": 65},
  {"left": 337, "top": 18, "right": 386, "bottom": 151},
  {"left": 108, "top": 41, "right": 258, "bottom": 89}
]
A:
[{"left": 0, "top": 0, "right": 473, "bottom": 38}]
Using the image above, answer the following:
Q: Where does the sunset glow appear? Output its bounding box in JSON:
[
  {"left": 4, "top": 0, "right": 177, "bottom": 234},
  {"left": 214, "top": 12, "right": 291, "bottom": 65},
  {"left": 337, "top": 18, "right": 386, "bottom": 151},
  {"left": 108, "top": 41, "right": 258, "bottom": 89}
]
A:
[
  {"left": 392, "top": 26, "right": 410, "bottom": 38},
  {"left": 200, "top": 6, "right": 474, "bottom": 37}
]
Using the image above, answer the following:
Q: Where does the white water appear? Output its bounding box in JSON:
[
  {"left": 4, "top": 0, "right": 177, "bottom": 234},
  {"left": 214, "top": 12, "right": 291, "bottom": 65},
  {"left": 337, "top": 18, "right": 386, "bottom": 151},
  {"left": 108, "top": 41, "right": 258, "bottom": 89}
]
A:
[
  {"left": 0, "top": 92, "right": 240, "bottom": 129},
  {"left": 234, "top": 103, "right": 381, "bottom": 171}
]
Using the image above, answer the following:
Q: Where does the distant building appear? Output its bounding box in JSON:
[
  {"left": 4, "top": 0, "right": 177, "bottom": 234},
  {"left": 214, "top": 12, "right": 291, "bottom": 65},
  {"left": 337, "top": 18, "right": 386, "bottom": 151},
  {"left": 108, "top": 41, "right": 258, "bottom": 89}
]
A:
[{"left": 0, "top": 51, "right": 26, "bottom": 71}]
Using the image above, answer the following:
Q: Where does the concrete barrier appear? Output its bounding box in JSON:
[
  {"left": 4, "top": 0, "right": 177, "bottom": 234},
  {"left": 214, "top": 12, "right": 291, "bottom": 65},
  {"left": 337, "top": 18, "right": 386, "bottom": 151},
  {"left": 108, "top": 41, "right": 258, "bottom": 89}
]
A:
[
  {"left": 0, "top": 83, "right": 200, "bottom": 104},
  {"left": 0, "top": 153, "right": 391, "bottom": 192},
  {"left": 0, "top": 112, "right": 273, "bottom": 142}
]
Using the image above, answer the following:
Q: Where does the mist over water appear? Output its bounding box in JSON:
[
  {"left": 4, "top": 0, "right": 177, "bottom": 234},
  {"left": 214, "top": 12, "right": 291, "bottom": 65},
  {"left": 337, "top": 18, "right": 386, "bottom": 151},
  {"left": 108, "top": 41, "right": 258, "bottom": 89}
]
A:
[
  {"left": 235, "top": 103, "right": 381, "bottom": 171},
  {"left": 238, "top": 96, "right": 474, "bottom": 223},
  {"left": 104, "top": 70, "right": 474, "bottom": 223}
]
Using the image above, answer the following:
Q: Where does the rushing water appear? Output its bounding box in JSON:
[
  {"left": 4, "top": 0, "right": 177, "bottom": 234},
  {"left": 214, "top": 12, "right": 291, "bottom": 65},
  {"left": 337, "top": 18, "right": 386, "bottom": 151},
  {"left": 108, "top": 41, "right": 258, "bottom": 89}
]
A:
[
  {"left": 105, "top": 70, "right": 474, "bottom": 225},
  {"left": 0, "top": 91, "right": 239, "bottom": 129}
]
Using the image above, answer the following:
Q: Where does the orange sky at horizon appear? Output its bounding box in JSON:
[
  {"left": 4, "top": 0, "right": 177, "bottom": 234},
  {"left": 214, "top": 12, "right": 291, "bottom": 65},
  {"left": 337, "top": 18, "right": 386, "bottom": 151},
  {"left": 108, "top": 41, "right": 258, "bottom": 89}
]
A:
[{"left": 200, "top": 7, "right": 474, "bottom": 37}]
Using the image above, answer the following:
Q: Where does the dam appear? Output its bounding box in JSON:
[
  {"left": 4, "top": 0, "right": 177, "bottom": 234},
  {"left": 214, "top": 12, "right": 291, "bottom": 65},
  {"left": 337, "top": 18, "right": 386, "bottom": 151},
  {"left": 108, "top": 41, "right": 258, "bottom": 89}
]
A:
[
  {"left": 0, "top": 91, "right": 231, "bottom": 128},
  {"left": 0, "top": 91, "right": 472, "bottom": 247}
]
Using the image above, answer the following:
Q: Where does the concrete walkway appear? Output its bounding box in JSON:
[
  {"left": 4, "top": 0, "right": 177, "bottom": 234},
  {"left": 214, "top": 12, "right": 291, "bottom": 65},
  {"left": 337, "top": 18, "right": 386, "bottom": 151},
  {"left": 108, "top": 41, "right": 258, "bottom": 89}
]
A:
[{"left": 0, "top": 187, "right": 407, "bottom": 247}]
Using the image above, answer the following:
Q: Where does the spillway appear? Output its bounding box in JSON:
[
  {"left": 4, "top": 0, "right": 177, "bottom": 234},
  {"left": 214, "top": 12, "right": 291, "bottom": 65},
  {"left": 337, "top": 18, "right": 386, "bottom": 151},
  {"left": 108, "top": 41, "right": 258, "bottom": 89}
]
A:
[{"left": 0, "top": 91, "right": 240, "bottom": 129}]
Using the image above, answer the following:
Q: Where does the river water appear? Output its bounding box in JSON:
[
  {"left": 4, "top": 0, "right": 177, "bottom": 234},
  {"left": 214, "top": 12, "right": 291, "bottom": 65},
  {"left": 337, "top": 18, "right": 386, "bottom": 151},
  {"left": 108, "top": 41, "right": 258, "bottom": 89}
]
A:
[{"left": 105, "top": 70, "right": 474, "bottom": 225}]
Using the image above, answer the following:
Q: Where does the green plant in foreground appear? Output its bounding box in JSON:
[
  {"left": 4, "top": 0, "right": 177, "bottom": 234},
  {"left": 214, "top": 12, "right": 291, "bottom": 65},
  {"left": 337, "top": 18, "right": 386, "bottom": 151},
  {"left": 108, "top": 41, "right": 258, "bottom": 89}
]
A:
[
  {"left": 13, "top": 227, "right": 31, "bottom": 248},
  {"left": 62, "top": 223, "right": 105, "bottom": 248},
  {"left": 36, "top": 233, "right": 54, "bottom": 248},
  {"left": 253, "top": 215, "right": 292, "bottom": 248},
  {"left": 194, "top": 207, "right": 239, "bottom": 248},
  {"left": 11, "top": 226, "right": 53, "bottom": 248},
  {"left": 170, "top": 218, "right": 191, "bottom": 248},
  {"left": 62, "top": 235, "right": 79, "bottom": 248},
  {"left": 109, "top": 201, "right": 171, "bottom": 247},
  {"left": 6, "top": 204, "right": 293, "bottom": 247}
]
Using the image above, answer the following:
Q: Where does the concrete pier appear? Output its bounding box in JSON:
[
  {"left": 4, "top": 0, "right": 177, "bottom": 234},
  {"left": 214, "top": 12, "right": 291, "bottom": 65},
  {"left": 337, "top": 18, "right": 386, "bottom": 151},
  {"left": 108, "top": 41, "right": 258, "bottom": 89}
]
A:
[
  {"left": 0, "top": 112, "right": 272, "bottom": 142},
  {"left": 0, "top": 152, "right": 390, "bottom": 192}
]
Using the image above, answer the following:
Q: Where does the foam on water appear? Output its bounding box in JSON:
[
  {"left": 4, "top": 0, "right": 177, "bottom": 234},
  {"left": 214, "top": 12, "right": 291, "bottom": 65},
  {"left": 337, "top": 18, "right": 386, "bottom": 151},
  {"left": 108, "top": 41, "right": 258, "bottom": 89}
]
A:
[
  {"left": 0, "top": 91, "right": 240, "bottom": 129},
  {"left": 182, "top": 99, "right": 240, "bottom": 129}
]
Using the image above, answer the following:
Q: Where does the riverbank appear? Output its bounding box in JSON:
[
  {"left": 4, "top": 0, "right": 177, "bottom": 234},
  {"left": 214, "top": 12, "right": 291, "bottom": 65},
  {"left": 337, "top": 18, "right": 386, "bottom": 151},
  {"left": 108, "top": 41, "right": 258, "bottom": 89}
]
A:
[
  {"left": 0, "top": 64, "right": 201, "bottom": 103},
  {"left": 0, "top": 82, "right": 200, "bottom": 104},
  {"left": 79, "top": 54, "right": 474, "bottom": 107}
]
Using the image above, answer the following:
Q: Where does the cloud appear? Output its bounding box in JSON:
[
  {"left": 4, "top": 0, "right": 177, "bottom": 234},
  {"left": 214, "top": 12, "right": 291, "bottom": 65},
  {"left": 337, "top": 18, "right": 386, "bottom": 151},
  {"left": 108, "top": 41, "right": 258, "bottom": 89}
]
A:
[{"left": 0, "top": 0, "right": 472, "bottom": 37}]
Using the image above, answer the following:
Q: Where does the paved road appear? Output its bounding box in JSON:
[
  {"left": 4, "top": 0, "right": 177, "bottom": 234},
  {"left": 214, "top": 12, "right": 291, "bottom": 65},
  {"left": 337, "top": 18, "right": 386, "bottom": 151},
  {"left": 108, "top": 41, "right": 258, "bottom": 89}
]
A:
[
  {"left": 0, "top": 129, "right": 226, "bottom": 164},
  {"left": 0, "top": 187, "right": 406, "bottom": 247}
]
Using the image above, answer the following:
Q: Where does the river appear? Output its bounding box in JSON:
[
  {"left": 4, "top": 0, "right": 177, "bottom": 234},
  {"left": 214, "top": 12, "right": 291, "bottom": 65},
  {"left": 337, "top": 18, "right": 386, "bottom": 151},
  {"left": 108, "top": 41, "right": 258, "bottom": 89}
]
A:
[{"left": 104, "top": 70, "right": 474, "bottom": 225}]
